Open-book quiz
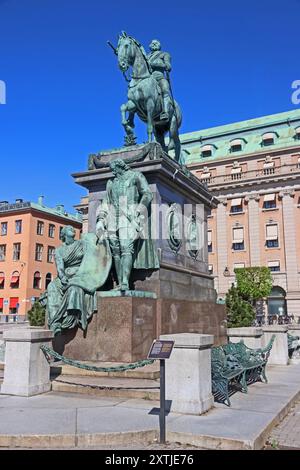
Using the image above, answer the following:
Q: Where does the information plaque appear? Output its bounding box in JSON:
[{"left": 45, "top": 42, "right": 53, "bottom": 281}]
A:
[{"left": 147, "top": 340, "right": 174, "bottom": 360}]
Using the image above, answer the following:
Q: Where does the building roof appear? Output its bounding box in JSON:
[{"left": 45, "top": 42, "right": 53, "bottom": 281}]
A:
[
  {"left": 181, "top": 109, "right": 300, "bottom": 165},
  {"left": 0, "top": 198, "right": 82, "bottom": 224}
]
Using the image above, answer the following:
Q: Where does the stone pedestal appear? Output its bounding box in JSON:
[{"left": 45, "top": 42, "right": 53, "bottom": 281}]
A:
[
  {"left": 53, "top": 295, "right": 157, "bottom": 363},
  {"left": 160, "top": 333, "right": 214, "bottom": 415},
  {"left": 65, "top": 143, "right": 226, "bottom": 362},
  {"left": 262, "top": 325, "right": 289, "bottom": 365},
  {"left": 227, "top": 327, "right": 264, "bottom": 349},
  {"left": 1, "top": 328, "right": 54, "bottom": 396}
]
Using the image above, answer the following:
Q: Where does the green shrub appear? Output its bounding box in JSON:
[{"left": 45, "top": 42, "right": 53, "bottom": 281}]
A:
[
  {"left": 27, "top": 302, "right": 46, "bottom": 327},
  {"left": 226, "top": 284, "right": 255, "bottom": 328}
]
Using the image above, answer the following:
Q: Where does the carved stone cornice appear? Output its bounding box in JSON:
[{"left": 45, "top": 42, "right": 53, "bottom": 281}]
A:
[
  {"left": 244, "top": 193, "right": 260, "bottom": 203},
  {"left": 278, "top": 189, "right": 295, "bottom": 199},
  {"left": 217, "top": 197, "right": 228, "bottom": 206}
]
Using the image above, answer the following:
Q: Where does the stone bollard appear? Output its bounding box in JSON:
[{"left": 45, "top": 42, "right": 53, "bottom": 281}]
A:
[
  {"left": 262, "top": 325, "right": 288, "bottom": 365},
  {"left": 1, "top": 328, "right": 54, "bottom": 396},
  {"left": 227, "top": 327, "right": 264, "bottom": 349},
  {"left": 160, "top": 333, "right": 214, "bottom": 415}
]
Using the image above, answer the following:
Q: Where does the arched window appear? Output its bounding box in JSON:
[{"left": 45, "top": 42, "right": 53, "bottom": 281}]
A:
[
  {"left": 0, "top": 272, "right": 4, "bottom": 290},
  {"left": 33, "top": 271, "right": 41, "bottom": 290},
  {"left": 261, "top": 132, "right": 277, "bottom": 147},
  {"left": 268, "top": 286, "right": 286, "bottom": 317},
  {"left": 45, "top": 273, "right": 52, "bottom": 289},
  {"left": 230, "top": 138, "right": 245, "bottom": 153},
  {"left": 11, "top": 271, "right": 20, "bottom": 289},
  {"left": 201, "top": 144, "right": 215, "bottom": 158}
]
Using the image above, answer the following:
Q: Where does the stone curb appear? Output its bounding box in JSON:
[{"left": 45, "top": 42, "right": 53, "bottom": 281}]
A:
[{"left": 0, "top": 430, "right": 158, "bottom": 449}]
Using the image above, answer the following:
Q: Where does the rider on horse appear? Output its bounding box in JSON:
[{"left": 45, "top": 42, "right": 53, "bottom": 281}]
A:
[{"left": 147, "top": 39, "right": 172, "bottom": 121}]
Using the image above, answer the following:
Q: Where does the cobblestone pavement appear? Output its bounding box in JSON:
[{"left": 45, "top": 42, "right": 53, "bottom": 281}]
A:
[{"left": 267, "top": 401, "right": 300, "bottom": 449}]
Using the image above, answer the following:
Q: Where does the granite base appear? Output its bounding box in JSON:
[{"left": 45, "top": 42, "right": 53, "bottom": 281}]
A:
[{"left": 53, "top": 295, "right": 226, "bottom": 362}]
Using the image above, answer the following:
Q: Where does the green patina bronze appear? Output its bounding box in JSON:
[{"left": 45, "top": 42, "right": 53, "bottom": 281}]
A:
[
  {"left": 98, "top": 159, "right": 159, "bottom": 292},
  {"left": 211, "top": 336, "right": 275, "bottom": 406},
  {"left": 109, "top": 32, "right": 183, "bottom": 164},
  {"left": 45, "top": 225, "right": 112, "bottom": 335}
]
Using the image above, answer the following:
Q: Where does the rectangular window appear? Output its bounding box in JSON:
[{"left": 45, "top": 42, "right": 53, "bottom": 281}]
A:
[
  {"left": 0, "top": 244, "right": 6, "bottom": 261},
  {"left": 59, "top": 226, "right": 64, "bottom": 239},
  {"left": 0, "top": 274, "right": 4, "bottom": 290},
  {"left": 208, "top": 230, "right": 212, "bottom": 252},
  {"left": 268, "top": 261, "right": 280, "bottom": 272},
  {"left": 208, "top": 264, "right": 213, "bottom": 274},
  {"left": 230, "top": 198, "right": 243, "bottom": 213},
  {"left": 15, "top": 220, "right": 22, "bottom": 234},
  {"left": 263, "top": 200, "right": 276, "bottom": 209},
  {"left": 37, "top": 221, "right": 44, "bottom": 236},
  {"left": 263, "top": 194, "right": 276, "bottom": 209},
  {"left": 9, "top": 297, "right": 19, "bottom": 314},
  {"left": 233, "top": 227, "right": 244, "bottom": 251},
  {"left": 47, "top": 246, "right": 55, "bottom": 263},
  {"left": 35, "top": 244, "right": 43, "bottom": 261},
  {"left": 13, "top": 243, "right": 21, "bottom": 261},
  {"left": 233, "top": 242, "right": 244, "bottom": 251},
  {"left": 266, "top": 224, "right": 278, "bottom": 248},
  {"left": 1, "top": 222, "right": 7, "bottom": 236},
  {"left": 48, "top": 224, "right": 55, "bottom": 238}
]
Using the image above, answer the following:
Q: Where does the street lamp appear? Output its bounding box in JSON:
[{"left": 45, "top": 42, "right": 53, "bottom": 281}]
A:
[{"left": 223, "top": 267, "right": 230, "bottom": 277}]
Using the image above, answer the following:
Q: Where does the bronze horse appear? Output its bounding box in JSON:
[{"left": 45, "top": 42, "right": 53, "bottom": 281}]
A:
[{"left": 116, "top": 32, "right": 183, "bottom": 164}]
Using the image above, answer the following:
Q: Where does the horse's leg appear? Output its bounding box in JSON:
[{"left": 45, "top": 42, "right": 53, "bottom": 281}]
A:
[
  {"left": 154, "top": 126, "right": 167, "bottom": 153},
  {"left": 121, "top": 100, "right": 137, "bottom": 145},
  {"left": 146, "top": 99, "right": 155, "bottom": 142},
  {"left": 169, "top": 115, "right": 182, "bottom": 163}
]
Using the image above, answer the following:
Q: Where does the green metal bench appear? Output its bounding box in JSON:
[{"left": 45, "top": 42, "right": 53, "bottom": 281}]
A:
[
  {"left": 287, "top": 333, "right": 300, "bottom": 358},
  {"left": 222, "top": 335, "right": 275, "bottom": 391},
  {"left": 211, "top": 335, "right": 275, "bottom": 406},
  {"left": 211, "top": 346, "right": 246, "bottom": 407}
]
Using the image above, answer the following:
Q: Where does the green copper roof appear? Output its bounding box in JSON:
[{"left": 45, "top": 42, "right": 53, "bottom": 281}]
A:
[
  {"left": 31, "top": 202, "right": 82, "bottom": 223},
  {"left": 181, "top": 109, "right": 300, "bottom": 164}
]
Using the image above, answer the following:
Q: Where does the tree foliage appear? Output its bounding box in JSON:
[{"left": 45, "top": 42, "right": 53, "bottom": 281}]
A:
[
  {"left": 235, "top": 267, "right": 273, "bottom": 303},
  {"left": 27, "top": 302, "right": 46, "bottom": 327},
  {"left": 226, "top": 284, "right": 255, "bottom": 328}
]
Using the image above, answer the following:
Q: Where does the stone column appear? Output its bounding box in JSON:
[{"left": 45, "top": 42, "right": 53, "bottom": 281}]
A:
[
  {"left": 1, "top": 328, "right": 54, "bottom": 396},
  {"left": 160, "top": 333, "right": 214, "bottom": 415},
  {"left": 280, "top": 190, "right": 300, "bottom": 316},
  {"left": 216, "top": 199, "right": 228, "bottom": 297},
  {"left": 262, "top": 325, "right": 288, "bottom": 365},
  {"left": 246, "top": 194, "right": 261, "bottom": 266},
  {"left": 227, "top": 327, "right": 264, "bottom": 349}
]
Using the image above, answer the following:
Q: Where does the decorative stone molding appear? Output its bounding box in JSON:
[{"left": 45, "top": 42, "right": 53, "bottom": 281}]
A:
[
  {"left": 244, "top": 193, "right": 260, "bottom": 203},
  {"left": 278, "top": 189, "right": 295, "bottom": 199},
  {"left": 218, "top": 197, "right": 227, "bottom": 206},
  {"left": 264, "top": 155, "right": 273, "bottom": 164}
]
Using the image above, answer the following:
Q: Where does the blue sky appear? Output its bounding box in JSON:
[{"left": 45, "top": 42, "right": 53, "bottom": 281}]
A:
[{"left": 0, "top": 0, "right": 299, "bottom": 212}]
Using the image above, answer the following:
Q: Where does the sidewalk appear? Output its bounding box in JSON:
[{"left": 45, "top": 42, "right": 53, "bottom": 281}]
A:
[{"left": 0, "top": 362, "right": 300, "bottom": 449}]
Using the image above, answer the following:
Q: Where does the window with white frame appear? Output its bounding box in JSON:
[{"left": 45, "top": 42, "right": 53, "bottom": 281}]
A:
[
  {"left": 268, "top": 260, "right": 280, "bottom": 272},
  {"left": 263, "top": 193, "right": 276, "bottom": 209},
  {"left": 232, "top": 227, "right": 244, "bottom": 250},
  {"left": 266, "top": 224, "right": 279, "bottom": 248}
]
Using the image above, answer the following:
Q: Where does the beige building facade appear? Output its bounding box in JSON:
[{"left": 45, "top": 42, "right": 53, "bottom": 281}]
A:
[
  {"left": 181, "top": 109, "right": 300, "bottom": 319},
  {"left": 0, "top": 197, "right": 82, "bottom": 322}
]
